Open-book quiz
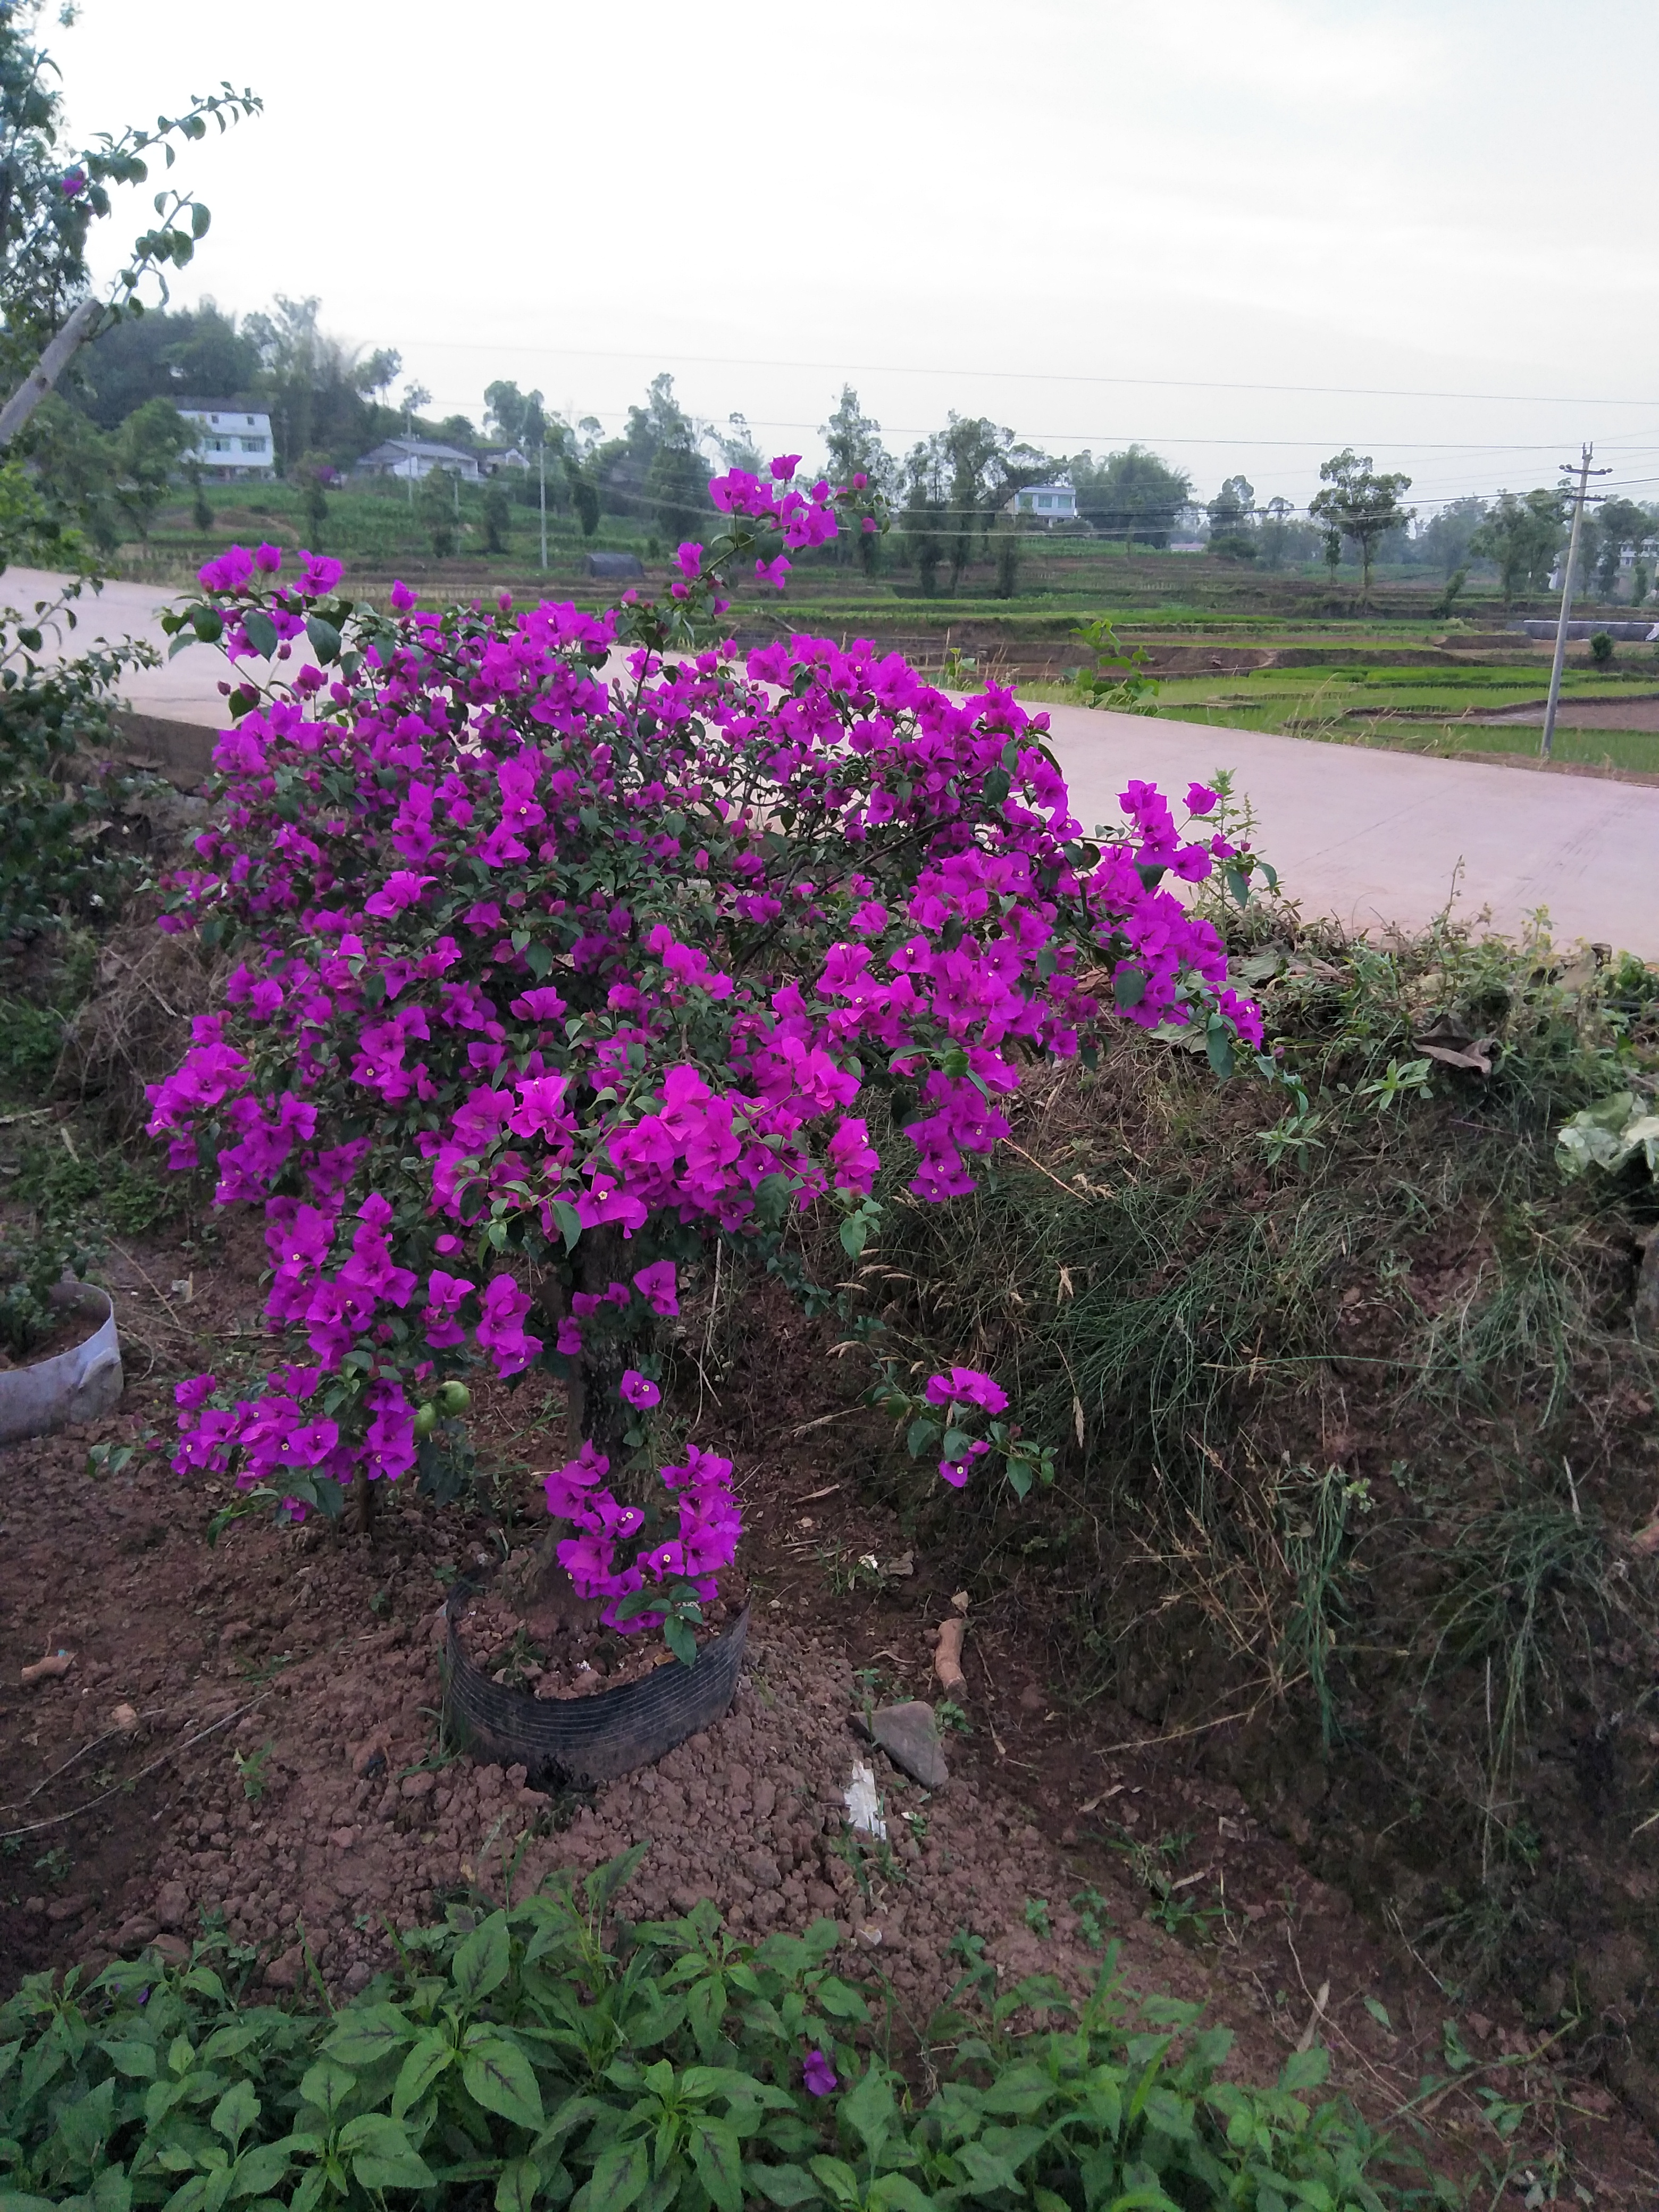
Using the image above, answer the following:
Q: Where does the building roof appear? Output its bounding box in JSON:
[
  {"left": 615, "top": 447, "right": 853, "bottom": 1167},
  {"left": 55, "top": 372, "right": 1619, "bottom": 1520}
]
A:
[
  {"left": 359, "top": 435, "right": 477, "bottom": 465},
  {"left": 174, "top": 398, "right": 269, "bottom": 417}
]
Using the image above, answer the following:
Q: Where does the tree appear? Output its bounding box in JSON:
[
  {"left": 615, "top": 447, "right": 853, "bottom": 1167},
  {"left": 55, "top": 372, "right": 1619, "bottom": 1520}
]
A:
[
  {"left": 1309, "top": 449, "right": 1414, "bottom": 605},
  {"left": 0, "top": 13, "right": 258, "bottom": 448},
  {"left": 292, "top": 450, "right": 333, "bottom": 544},
  {"left": 716, "top": 412, "right": 764, "bottom": 475},
  {"left": 482, "top": 482, "right": 510, "bottom": 555},
  {"left": 1259, "top": 495, "right": 1293, "bottom": 570},
  {"left": 483, "top": 380, "right": 544, "bottom": 450},
  {"left": 74, "top": 299, "right": 259, "bottom": 427},
  {"left": 1410, "top": 494, "right": 1486, "bottom": 580},
  {"left": 242, "top": 295, "right": 379, "bottom": 470},
  {"left": 1590, "top": 496, "right": 1652, "bottom": 601},
  {"left": 902, "top": 414, "right": 1047, "bottom": 592},
  {"left": 1468, "top": 489, "right": 1566, "bottom": 609},
  {"left": 569, "top": 474, "right": 600, "bottom": 538},
  {"left": 416, "top": 465, "right": 456, "bottom": 557},
  {"left": 1206, "top": 474, "right": 1257, "bottom": 561},
  {"left": 354, "top": 348, "right": 401, "bottom": 406},
  {"left": 821, "top": 387, "right": 895, "bottom": 575},
  {"left": 1069, "top": 445, "right": 1192, "bottom": 549}
]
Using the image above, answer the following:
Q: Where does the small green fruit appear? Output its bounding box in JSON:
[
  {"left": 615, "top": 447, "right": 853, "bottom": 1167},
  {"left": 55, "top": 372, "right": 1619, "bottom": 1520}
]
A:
[
  {"left": 413, "top": 1402, "right": 438, "bottom": 1440},
  {"left": 438, "top": 1380, "right": 471, "bottom": 1415}
]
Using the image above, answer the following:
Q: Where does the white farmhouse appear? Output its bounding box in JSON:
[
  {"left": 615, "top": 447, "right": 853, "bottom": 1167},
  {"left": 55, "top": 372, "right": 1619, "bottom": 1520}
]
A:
[
  {"left": 1007, "top": 484, "right": 1076, "bottom": 523},
  {"left": 177, "top": 399, "right": 275, "bottom": 480},
  {"left": 351, "top": 437, "right": 481, "bottom": 484}
]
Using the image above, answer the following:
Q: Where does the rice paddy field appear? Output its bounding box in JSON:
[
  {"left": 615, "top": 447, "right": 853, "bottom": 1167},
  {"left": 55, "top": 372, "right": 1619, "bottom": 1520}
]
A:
[{"left": 106, "top": 480, "right": 1659, "bottom": 776}]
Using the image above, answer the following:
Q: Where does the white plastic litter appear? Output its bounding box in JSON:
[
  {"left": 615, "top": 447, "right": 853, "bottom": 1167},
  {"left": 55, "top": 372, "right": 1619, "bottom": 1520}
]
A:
[
  {"left": 0, "top": 1284, "right": 122, "bottom": 1445},
  {"left": 843, "top": 1758, "right": 887, "bottom": 1840}
]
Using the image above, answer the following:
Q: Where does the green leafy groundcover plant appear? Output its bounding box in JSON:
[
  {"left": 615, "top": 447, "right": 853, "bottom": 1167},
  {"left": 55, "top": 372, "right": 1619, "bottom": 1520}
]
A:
[{"left": 0, "top": 1851, "right": 1447, "bottom": 2212}]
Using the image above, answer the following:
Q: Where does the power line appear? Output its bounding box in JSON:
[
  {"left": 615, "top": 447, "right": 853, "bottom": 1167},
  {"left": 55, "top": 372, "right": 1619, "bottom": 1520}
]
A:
[{"left": 398, "top": 333, "right": 1659, "bottom": 413}]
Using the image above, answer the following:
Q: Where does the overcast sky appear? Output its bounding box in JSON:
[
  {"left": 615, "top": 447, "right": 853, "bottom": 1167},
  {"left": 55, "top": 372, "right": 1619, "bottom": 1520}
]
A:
[{"left": 61, "top": 0, "right": 1659, "bottom": 515}]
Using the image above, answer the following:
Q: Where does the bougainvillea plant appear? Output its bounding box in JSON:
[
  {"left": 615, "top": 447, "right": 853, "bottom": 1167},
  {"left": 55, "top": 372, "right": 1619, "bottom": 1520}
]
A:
[{"left": 149, "top": 459, "right": 1268, "bottom": 1663}]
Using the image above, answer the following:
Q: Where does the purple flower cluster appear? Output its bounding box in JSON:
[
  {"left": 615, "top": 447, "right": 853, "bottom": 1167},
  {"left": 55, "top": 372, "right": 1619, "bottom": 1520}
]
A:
[
  {"left": 544, "top": 1437, "right": 741, "bottom": 1634},
  {"left": 148, "top": 472, "right": 1260, "bottom": 1593}
]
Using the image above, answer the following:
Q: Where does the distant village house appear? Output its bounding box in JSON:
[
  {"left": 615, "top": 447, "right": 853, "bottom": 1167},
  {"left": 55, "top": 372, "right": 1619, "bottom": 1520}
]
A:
[
  {"left": 351, "top": 436, "right": 482, "bottom": 484},
  {"left": 177, "top": 400, "right": 274, "bottom": 481},
  {"left": 1007, "top": 484, "right": 1077, "bottom": 523}
]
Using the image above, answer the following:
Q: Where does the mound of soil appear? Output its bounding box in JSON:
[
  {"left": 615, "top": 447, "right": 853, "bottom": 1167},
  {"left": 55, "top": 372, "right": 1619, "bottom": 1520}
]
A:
[{"left": 0, "top": 1216, "right": 1655, "bottom": 2200}]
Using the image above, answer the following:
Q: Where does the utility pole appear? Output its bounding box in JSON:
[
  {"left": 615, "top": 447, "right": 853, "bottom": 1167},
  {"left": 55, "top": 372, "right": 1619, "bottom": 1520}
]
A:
[
  {"left": 538, "top": 440, "right": 548, "bottom": 571},
  {"left": 1541, "top": 443, "right": 1610, "bottom": 761}
]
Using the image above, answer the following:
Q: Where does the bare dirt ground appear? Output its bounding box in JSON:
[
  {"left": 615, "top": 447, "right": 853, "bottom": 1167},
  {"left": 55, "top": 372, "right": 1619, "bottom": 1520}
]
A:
[{"left": 2, "top": 1221, "right": 1656, "bottom": 2205}]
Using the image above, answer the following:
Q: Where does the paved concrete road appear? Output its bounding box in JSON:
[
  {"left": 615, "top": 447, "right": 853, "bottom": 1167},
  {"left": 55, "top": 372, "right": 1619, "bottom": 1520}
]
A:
[
  {"left": 10, "top": 566, "right": 1655, "bottom": 956},
  {"left": 1034, "top": 700, "right": 1658, "bottom": 957}
]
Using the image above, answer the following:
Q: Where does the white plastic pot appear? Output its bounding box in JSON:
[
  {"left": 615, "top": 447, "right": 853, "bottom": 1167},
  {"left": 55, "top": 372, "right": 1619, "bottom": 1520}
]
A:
[{"left": 0, "top": 1284, "right": 123, "bottom": 1445}]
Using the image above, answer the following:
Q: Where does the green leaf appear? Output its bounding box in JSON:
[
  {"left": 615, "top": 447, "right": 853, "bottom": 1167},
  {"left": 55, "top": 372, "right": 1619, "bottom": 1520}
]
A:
[
  {"left": 453, "top": 1911, "right": 512, "bottom": 2004},
  {"left": 211, "top": 2079, "right": 259, "bottom": 2151},
  {"left": 303, "top": 616, "right": 341, "bottom": 665},
  {"left": 664, "top": 1615, "right": 697, "bottom": 1669},
  {"left": 463, "top": 2036, "right": 545, "bottom": 2131},
  {"left": 905, "top": 1417, "right": 940, "bottom": 1462},
  {"left": 90, "top": 2172, "right": 132, "bottom": 2212},
  {"left": 531, "top": 2093, "right": 608, "bottom": 2156},
  {"left": 869, "top": 2179, "right": 934, "bottom": 2212},
  {"left": 1112, "top": 965, "right": 1146, "bottom": 1011},
  {"left": 524, "top": 941, "right": 554, "bottom": 978},
  {"left": 99, "top": 2039, "right": 158, "bottom": 2079},
  {"left": 688, "top": 2118, "right": 744, "bottom": 2212},
  {"left": 806, "top": 2156, "right": 860, "bottom": 2209},
  {"left": 1278, "top": 2046, "right": 1329, "bottom": 2092},
  {"left": 496, "top": 2156, "right": 542, "bottom": 2212},
  {"left": 1363, "top": 1995, "right": 1393, "bottom": 2032},
  {"left": 743, "top": 2164, "right": 818, "bottom": 2208},
  {"left": 1139, "top": 2087, "right": 1193, "bottom": 2140},
  {"left": 1205, "top": 1019, "right": 1235, "bottom": 1080},
  {"left": 339, "top": 2114, "right": 435, "bottom": 2192},
  {"left": 322, "top": 2004, "right": 414, "bottom": 2069},
  {"left": 241, "top": 608, "right": 279, "bottom": 660},
  {"left": 551, "top": 1201, "right": 583, "bottom": 1254},
  {"left": 296, "top": 2058, "right": 355, "bottom": 2124},
  {"left": 837, "top": 2064, "right": 894, "bottom": 2155},
  {"left": 230, "top": 2142, "right": 291, "bottom": 2198},
  {"left": 390, "top": 2031, "right": 454, "bottom": 2119},
  {"left": 575, "top": 2138, "right": 648, "bottom": 2212},
  {"left": 954, "top": 2139, "right": 1021, "bottom": 2195}
]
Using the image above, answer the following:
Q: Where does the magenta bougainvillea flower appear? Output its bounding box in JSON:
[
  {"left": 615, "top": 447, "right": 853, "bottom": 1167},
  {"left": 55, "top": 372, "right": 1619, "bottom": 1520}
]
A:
[
  {"left": 924, "top": 1368, "right": 1009, "bottom": 1414},
  {"left": 148, "top": 464, "right": 1262, "bottom": 1617}
]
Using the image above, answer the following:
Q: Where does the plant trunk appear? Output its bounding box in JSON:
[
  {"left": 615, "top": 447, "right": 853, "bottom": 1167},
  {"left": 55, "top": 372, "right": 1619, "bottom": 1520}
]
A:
[
  {"left": 569, "top": 1226, "right": 631, "bottom": 1465},
  {"left": 347, "top": 1467, "right": 376, "bottom": 1536}
]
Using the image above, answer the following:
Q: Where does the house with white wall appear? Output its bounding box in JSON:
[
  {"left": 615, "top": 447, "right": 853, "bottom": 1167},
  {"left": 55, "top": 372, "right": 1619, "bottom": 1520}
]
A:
[
  {"left": 177, "top": 400, "right": 274, "bottom": 480},
  {"left": 351, "top": 437, "right": 482, "bottom": 484},
  {"left": 1007, "top": 484, "right": 1077, "bottom": 524}
]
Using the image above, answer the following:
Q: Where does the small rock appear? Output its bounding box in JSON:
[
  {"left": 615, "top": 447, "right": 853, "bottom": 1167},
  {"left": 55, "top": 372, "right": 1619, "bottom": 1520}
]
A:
[
  {"left": 110, "top": 1703, "right": 139, "bottom": 1733},
  {"left": 21, "top": 1894, "right": 45, "bottom": 1917},
  {"left": 220, "top": 1620, "right": 254, "bottom": 1646},
  {"left": 329, "top": 1826, "right": 357, "bottom": 1849},
  {"left": 152, "top": 1934, "right": 190, "bottom": 1966},
  {"left": 870, "top": 1701, "right": 949, "bottom": 1789},
  {"left": 342, "top": 1961, "right": 372, "bottom": 1995},
  {"left": 46, "top": 1893, "right": 89, "bottom": 1924},
  {"left": 264, "top": 1947, "right": 302, "bottom": 1991},
  {"left": 1018, "top": 1684, "right": 1045, "bottom": 1714},
  {"left": 115, "top": 1914, "right": 158, "bottom": 1951},
  {"left": 154, "top": 1879, "right": 190, "bottom": 1931},
  {"left": 350, "top": 1738, "right": 388, "bottom": 1778},
  {"left": 400, "top": 1771, "right": 434, "bottom": 1800}
]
